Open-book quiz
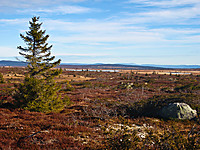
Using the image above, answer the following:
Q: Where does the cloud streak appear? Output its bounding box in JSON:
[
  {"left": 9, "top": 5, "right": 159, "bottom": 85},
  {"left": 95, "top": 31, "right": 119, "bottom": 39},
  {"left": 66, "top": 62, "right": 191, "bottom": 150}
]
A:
[
  {"left": 0, "top": 46, "right": 19, "bottom": 57},
  {"left": 137, "top": 6, "right": 200, "bottom": 21},
  {"left": 0, "top": 0, "right": 86, "bottom": 8},
  {"left": 128, "top": 0, "right": 200, "bottom": 7},
  {"left": 43, "top": 18, "right": 200, "bottom": 45},
  {"left": 19, "top": 5, "right": 93, "bottom": 14}
]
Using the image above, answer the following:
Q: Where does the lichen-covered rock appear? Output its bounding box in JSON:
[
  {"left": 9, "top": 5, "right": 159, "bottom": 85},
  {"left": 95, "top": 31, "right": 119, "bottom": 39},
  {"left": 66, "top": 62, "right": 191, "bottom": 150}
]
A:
[{"left": 159, "top": 103, "right": 197, "bottom": 119}]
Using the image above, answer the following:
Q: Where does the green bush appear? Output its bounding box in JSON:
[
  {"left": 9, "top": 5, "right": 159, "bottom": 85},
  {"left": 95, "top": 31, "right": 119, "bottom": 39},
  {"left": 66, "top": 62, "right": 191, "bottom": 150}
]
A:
[
  {"left": 0, "top": 73, "right": 4, "bottom": 83},
  {"left": 14, "top": 77, "right": 67, "bottom": 112},
  {"left": 61, "top": 80, "right": 75, "bottom": 91}
]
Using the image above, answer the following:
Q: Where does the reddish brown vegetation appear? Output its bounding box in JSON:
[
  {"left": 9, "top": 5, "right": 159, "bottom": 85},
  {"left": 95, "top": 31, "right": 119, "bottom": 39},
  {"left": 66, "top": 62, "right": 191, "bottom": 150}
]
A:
[{"left": 0, "top": 67, "right": 199, "bottom": 149}]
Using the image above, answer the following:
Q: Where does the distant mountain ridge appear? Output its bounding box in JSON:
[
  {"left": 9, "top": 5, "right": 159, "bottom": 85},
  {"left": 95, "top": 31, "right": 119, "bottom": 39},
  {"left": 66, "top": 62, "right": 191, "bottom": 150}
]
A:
[
  {"left": 142, "top": 64, "right": 200, "bottom": 69},
  {"left": 0, "top": 60, "right": 200, "bottom": 69},
  {"left": 0, "top": 60, "right": 27, "bottom": 66},
  {"left": 60, "top": 63, "right": 164, "bottom": 70}
]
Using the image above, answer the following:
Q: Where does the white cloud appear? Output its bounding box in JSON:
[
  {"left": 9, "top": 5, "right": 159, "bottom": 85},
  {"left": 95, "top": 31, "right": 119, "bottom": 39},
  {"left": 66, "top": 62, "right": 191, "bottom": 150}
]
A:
[
  {"left": 120, "top": 5, "right": 200, "bottom": 27},
  {"left": 51, "top": 32, "right": 164, "bottom": 45},
  {"left": 0, "top": 19, "right": 28, "bottom": 24},
  {"left": 54, "top": 53, "right": 110, "bottom": 56},
  {"left": 128, "top": 0, "right": 200, "bottom": 7},
  {"left": 19, "top": 5, "right": 93, "bottom": 14},
  {"left": 126, "top": 0, "right": 200, "bottom": 24},
  {"left": 44, "top": 19, "right": 142, "bottom": 33},
  {"left": 1, "top": 16, "right": 199, "bottom": 48},
  {"left": 0, "top": 46, "right": 19, "bottom": 57},
  {"left": 0, "top": 0, "right": 86, "bottom": 8},
  {"left": 43, "top": 18, "right": 200, "bottom": 46},
  {"left": 0, "top": 0, "right": 88, "bottom": 14},
  {"left": 137, "top": 6, "right": 200, "bottom": 21},
  {"left": 51, "top": 5, "right": 91, "bottom": 14}
]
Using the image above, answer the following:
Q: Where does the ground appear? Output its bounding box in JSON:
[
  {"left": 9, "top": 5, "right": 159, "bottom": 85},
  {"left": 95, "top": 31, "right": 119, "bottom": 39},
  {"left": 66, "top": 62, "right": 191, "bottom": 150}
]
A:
[{"left": 0, "top": 67, "right": 199, "bottom": 149}]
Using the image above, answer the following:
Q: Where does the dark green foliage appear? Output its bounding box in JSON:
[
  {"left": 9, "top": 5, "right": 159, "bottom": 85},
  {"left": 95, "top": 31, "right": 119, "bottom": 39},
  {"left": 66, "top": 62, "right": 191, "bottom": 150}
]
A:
[
  {"left": 72, "top": 81, "right": 92, "bottom": 88},
  {"left": 17, "top": 16, "right": 61, "bottom": 79},
  {"left": 174, "top": 83, "right": 200, "bottom": 93},
  {"left": 61, "top": 80, "right": 75, "bottom": 92},
  {"left": 15, "top": 16, "right": 67, "bottom": 112},
  {"left": 15, "top": 77, "right": 67, "bottom": 112},
  {"left": 0, "top": 73, "right": 4, "bottom": 83}
]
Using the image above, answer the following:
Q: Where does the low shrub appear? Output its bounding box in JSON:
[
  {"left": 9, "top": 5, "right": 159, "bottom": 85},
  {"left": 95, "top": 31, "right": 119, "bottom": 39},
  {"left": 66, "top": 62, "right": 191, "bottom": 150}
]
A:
[{"left": 14, "top": 77, "right": 69, "bottom": 112}]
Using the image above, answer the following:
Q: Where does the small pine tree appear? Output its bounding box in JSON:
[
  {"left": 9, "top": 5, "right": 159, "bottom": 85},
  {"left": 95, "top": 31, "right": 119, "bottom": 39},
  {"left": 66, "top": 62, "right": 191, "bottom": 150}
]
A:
[
  {"left": 15, "top": 16, "right": 67, "bottom": 112},
  {"left": 17, "top": 16, "right": 61, "bottom": 79}
]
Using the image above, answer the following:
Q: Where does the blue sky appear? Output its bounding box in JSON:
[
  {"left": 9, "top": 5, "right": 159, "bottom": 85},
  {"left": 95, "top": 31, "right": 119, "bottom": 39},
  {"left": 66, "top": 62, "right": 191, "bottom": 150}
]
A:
[{"left": 0, "top": 0, "right": 200, "bottom": 65}]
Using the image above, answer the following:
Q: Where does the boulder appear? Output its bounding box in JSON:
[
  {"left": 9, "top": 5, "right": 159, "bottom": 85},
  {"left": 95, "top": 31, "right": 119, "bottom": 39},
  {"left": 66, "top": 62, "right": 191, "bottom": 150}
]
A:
[{"left": 159, "top": 103, "right": 197, "bottom": 120}]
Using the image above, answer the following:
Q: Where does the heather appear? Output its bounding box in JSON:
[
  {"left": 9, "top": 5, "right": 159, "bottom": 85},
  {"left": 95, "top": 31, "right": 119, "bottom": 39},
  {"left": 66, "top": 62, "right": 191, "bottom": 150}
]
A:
[{"left": 0, "top": 67, "right": 199, "bottom": 149}]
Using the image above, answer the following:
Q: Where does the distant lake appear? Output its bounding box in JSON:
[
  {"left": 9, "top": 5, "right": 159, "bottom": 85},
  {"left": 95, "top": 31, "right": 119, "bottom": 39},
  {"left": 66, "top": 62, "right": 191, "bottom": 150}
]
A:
[
  {"left": 168, "top": 72, "right": 191, "bottom": 75},
  {"left": 65, "top": 69, "right": 119, "bottom": 72}
]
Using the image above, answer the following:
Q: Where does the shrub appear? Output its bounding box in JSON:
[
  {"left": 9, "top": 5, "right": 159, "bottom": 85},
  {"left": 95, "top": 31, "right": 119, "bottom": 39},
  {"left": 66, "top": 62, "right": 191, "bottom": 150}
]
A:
[
  {"left": 61, "top": 80, "right": 75, "bottom": 91},
  {"left": 104, "top": 125, "right": 140, "bottom": 150},
  {"left": 0, "top": 73, "right": 4, "bottom": 83},
  {"left": 14, "top": 77, "right": 67, "bottom": 112}
]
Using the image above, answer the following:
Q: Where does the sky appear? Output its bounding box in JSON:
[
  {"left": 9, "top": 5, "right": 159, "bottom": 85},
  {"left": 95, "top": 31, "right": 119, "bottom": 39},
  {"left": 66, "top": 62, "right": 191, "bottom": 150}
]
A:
[{"left": 0, "top": 0, "right": 200, "bottom": 65}]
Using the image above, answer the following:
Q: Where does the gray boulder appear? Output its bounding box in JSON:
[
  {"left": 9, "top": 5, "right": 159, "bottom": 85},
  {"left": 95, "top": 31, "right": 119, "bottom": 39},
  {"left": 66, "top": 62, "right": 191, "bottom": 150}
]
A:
[{"left": 159, "top": 103, "right": 197, "bottom": 119}]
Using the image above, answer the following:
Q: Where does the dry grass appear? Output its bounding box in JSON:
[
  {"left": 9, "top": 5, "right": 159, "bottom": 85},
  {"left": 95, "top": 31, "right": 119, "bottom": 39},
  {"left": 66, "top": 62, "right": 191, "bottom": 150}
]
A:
[
  {"left": 3, "top": 73, "right": 95, "bottom": 83},
  {"left": 56, "top": 74, "right": 95, "bottom": 82}
]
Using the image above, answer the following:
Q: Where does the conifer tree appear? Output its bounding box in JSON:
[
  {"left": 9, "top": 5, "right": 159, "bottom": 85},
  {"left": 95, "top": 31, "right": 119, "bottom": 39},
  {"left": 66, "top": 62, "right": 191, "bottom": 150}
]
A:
[
  {"left": 17, "top": 16, "right": 61, "bottom": 79},
  {"left": 15, "top": 16, "right": 67, "bottom": 112}
]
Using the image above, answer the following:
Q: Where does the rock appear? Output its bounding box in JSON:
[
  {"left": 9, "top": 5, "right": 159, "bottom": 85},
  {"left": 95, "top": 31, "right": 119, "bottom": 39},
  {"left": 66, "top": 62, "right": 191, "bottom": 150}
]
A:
[{"left": 159, "top": 103, "right": 197, "bottom": 120}]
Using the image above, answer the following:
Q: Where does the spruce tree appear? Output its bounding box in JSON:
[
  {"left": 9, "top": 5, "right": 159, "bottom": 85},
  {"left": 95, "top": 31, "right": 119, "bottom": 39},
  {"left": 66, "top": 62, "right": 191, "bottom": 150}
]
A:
[
  {"left": 17, "top": 16, "right": 61, "bottom": 79},
  {"left": 15, "top": 16, "right": 67, "bottom": 112}
]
